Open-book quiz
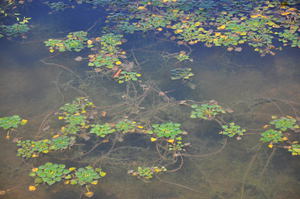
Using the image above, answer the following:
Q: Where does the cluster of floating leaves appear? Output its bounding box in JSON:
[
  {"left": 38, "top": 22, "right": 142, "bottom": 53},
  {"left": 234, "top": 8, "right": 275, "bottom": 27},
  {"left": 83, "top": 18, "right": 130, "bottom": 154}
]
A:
[
  {"left": 1, "top": 0, "right": 299, "bottom": 55},
  {"left": 44, "top": 31, "right": 142, "bottom": 83},
  {"left": 128, "top": 166, "right": 167, "bottom": 181},
  {"left": 101, "top": 0, "right": 299, "bottom": 56},
  {"left": 9, "top": 97, "right": 191, "bottom": 193},
  {"left": 28, "top": 162, "right": 106, "bottom": 197},
  {"left": 261, "top": 115, "right": 300, "bottom": 155}
]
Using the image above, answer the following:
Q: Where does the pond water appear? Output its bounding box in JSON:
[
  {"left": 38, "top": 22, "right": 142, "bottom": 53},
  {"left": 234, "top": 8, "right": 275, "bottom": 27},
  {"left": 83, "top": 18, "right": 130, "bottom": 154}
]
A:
[{"left": 0, "top": 1, "right": 300, "bottom": 199}]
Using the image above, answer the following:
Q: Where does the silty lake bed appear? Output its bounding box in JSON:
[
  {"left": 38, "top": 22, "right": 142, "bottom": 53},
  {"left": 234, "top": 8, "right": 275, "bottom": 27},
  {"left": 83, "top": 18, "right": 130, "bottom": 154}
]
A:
[{"left": 0, "top": 1, "right": 300, "bottom": 199}]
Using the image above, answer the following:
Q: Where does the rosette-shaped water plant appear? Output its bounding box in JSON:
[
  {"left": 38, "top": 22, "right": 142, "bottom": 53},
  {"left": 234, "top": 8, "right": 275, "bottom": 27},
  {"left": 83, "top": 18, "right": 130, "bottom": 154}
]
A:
[
  {"left": 29, "top": 163, "right": 71, "bottom": 186},
  {"left": 72, "top": 166, "right": 106, "bottom": 186},
  {"left": 190, "top": 102, "right": 226, "bottom": 120},
  {"left": 0, "top": 115, "right": 27, "bottom": 130}
]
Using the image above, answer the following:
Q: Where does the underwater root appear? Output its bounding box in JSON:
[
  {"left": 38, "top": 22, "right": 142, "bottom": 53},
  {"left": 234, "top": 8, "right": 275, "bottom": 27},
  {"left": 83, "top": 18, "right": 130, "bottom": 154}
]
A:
[
  {"left": 71, "top": 140, "right": 106, "bottom": 160},
  {"left": 40, "top": 56, "right": 82, "bottom": 80},
  {"left": 182, "top": 138, "right": 228, "bottom": 158},
  {"left": 156, "top": 175, "right": 202, "bottom": 194},
  {"left": 166, "top": 154, "right": 184, "bottom": 173},
  {"left": 0, "top": 185, "right": 19, "bottom": 196},
  {"left": 36, "top": 111, "right": 54, "bottom": 138},
  {"left": 244, "top": 97, "right": 299, "bottom": 118},
  {"left": 260, "top": 147, "right": 277, "bottom": 178},
  {"left": 240, "top": 144, "right": 262, "bottom": 199},
  {"left": 92, "top": 136, "right": 119, "bottom": 167}
]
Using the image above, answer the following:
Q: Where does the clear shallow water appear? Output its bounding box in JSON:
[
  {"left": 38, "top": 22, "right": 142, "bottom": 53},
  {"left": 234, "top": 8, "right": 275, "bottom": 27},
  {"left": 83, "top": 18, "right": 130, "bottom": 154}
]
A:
[{"left": 1, "top": 3, "right": 300, "bottom": 199}]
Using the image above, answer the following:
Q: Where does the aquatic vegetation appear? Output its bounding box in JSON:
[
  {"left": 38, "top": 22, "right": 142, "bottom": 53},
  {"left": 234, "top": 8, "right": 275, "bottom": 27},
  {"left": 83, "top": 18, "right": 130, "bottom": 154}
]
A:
[
  {"left": 89, "top": 124, "right": 115, "bottom": 137},
  {"left": 170, "top": 67, "right": 194, "bottom": 80},
  {"left": 2, "top": 0, "right": 299, "bottom": 55},
  {"left": 0, "top": 1, "right": 299, "bottom": 198},
  {"left": 128, "top": 166, "right": 167, "bottom": 181},
  {"left": 149, "top": 122, "right": 183, "bottom": 139},
  {"left": 17, "top": 139, "right": 51, "bottom": 158},
  {"left": 44, "top": 31, "right": 88, "bottom": 52},
  {"left": 190, "top": 102, "right": 226, "bottom": 120},
  {"left": 59, "top": 97, "right": 94, "bottom": 114},
  {"left": 44, "top": 31, "right": 141, "bottom": 83},
  {"left": 73, "top": 166, "right": 106, "bottom": 185},
  {"left": 17, "top": 136, "right": 76, "bottom": 158},
  {"left": 115, "top": 71, "right": 141, "bottom": 84},
  {"left": 260, "top": 115, "right": 299, "bottom": 152},
  {"left": 219, "top": 122, "right": 246, "bottom": 138},
  {"left": 269, "top": 116, "right": 299, "bottom": 131},
  {"left": 167, "top": 136, "right": 186, "bottom": 151},
  {"left": 261, "top": 116, "right": 299, "bottom": 144},
  {"left": 98, "top": 33, "right": 123, "bottom": 54},
  {"left": 44, "top": 1, "right": 71, "bottom": 13},
  {"left": 0, "top": 22, "right": 30, "bottom": 38},
  {"left": 29, "top": 163, "right": 106, "bottom": 187},
  {"left": 0, "top": 115, "right": 27, "bottom": 130},
  {"left": 260, "top": 129, "right": 284, "bottom": 143},
  {"left": 58, "top": 97, "right": 95, "bottom": 135},
  {"left": 29, "top": 162, "right": 70, "bottom": 185},
  {"left": 50, "top": 136, "right": 76, "bottom": 150},
  {"left": 288, "top": 144, "right": 300, "bottom": 156},
  {"left": 175, "top": 51, "right": 193, "bottom": 62},
  {"left": 100, "top": 0, "right": 299, "bottom": 56},
  {"left": 1, "top": 92, "right": 298, "bottom": 199},
  {"left": 88, "top": 53, "right": 119, "bottom": 68},
  {"left": 87, "top": 34, "right": 125, "bottom": 70},
  {"left": 115, "top": 120, "right": 137, "bottom": 133}
]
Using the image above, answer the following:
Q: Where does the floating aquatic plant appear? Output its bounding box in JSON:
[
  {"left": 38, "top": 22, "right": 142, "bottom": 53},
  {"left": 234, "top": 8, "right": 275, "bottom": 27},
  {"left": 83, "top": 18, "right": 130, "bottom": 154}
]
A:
[
  {"left": 89, "top": 123, "right": 115, "bottom": 137},
  {"left": 269, "top": 116, "right": 299, "bottom": 131},
  {"left": 115, "top": 120, "right": 137, "bottom": 133},
  {"left": 17, "top": 136, "right": 75, "bottom": 158},
  {"left": 115, "top": 71, "right": 141, "bottom": 84},
  {"left": 288, "top": 144, "right": 300, "bottom": 156},
  {"left": 29, "top": 162, "right": 70, "bottom": 186},
  {"left": 0, "top": 22, "right": 30, "bottom": 38},
  {"left": 149, "top": 122, "right": 183, "bottom": 139},
  {"left": 73, "top": 166, "right": 106, "bottom": 185},
  {"left": 170, "top": 67, "right": 194, "bottom": 80},
  {"left": 29, "top": 163, "right": 106, "bottom": 188},
  {"left": 260, "top": 129, "right": 284, "bottom": 143},
  {"left": 219, "top": 122, "right": 246, "bottom": 138},
  {"left": 190, "top": 102, "right": 226, "bottom": 120},
  {"left": 0, "top": 115, "right": 27, "bottom": 130},
  {"left": 128, "top": 166, "right": 167, "bottom": 181},
  {"left": 44, "top": 31, "right": 88, "bottom": 52},
  {"left": 58, "top": 97, "right": 95, "bottom": 135}
]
